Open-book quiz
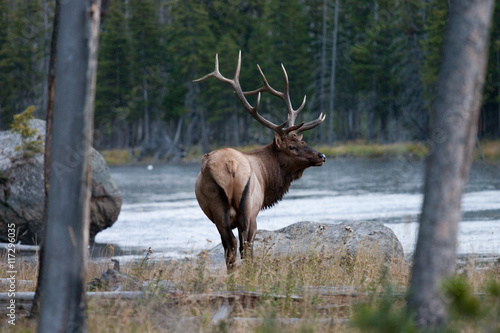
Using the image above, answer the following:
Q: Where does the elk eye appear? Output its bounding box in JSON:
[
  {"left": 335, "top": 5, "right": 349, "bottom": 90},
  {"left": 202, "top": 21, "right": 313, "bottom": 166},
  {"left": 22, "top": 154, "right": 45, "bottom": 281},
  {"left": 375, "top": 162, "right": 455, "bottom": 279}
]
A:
[{"left": 289, "top": 145, "right": 297, "bottom": 151}]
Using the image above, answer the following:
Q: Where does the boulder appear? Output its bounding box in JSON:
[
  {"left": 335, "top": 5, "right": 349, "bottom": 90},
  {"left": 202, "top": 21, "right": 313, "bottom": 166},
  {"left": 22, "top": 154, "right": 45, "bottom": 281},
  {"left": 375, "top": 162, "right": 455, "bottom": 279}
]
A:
[
  {"left": 208, "top": 221, "right": 404, "bottom": 265},
  {"left": 0, "top": 119, "right": 122, "bottom": 244}
]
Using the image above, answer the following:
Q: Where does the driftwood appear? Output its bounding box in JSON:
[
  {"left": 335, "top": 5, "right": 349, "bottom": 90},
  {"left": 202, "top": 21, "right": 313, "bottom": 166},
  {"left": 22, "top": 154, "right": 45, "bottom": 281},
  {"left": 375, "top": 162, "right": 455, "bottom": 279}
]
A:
[
  {"left": 0, "top": 291, "right": 143, "bottom": 302},
  {"left": 0, "top": 285, "right": 407, "bottom": 303},
  {"left": 0, "top": 242, "right": 40, "bottom": 251}
]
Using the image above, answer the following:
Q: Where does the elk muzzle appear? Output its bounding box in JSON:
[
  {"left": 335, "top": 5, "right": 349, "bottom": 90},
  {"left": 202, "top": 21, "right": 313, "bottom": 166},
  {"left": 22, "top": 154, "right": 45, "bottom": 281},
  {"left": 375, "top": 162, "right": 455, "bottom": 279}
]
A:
[{"left": 318, "top": 153, "right": 326, "bottom": 164}]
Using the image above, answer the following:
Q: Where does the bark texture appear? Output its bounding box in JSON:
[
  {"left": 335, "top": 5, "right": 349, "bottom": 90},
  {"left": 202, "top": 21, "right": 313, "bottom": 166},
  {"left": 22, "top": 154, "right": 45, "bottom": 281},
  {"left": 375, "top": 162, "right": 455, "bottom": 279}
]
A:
[
  {"left": 407, "top": 0, "right": 494, "bottom": 328},
  {"left": 37, "top": 0, "right": 101, "bottom": 332}
]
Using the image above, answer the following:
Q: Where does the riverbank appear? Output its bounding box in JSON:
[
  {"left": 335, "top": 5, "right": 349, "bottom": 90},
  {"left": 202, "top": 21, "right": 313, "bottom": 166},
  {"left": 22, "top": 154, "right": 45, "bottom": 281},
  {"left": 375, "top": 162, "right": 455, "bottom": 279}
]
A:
[
  {"left": 99, "top": 140, "right": 500, "bottom": 166},
  {"left": 2, "top": 248, "right": 499, "bottom": 332}
]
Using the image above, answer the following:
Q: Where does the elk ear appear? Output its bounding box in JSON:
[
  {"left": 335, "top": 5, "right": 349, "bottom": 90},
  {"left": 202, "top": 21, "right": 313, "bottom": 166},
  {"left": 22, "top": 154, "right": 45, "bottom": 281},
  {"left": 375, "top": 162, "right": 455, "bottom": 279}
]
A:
[
  {"left": 273, "top": 133, "right": 283, "bottom": 147},
  {"left": 296, "top": 134, "right": 303, "bottom": 141}
]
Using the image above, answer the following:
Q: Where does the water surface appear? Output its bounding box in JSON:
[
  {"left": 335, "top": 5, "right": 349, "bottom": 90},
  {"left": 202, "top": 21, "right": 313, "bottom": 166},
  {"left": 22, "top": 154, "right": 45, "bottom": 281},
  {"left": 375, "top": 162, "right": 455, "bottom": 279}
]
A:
[{"left": 95, "top": 158, "right": 500, "bottom": 257}]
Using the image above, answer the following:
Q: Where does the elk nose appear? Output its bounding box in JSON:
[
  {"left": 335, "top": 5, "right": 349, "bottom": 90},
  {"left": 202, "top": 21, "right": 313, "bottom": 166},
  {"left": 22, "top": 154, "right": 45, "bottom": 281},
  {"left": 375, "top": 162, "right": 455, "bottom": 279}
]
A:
[{"left": 318, "top": 153, "right": 326, "bottom": 162}]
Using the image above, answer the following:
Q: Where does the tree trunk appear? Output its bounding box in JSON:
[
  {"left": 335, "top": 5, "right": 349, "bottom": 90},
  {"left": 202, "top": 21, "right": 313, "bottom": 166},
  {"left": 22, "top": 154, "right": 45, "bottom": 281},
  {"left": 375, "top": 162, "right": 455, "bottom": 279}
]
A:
[
  {"left": 165, "top": 114, "right": 184, "bottom": 159},
  {"left": 30, "top": 0, "right": 60, "bottom": 319},
  {"left": 143, "top": 77, "right": 150, "bottom": 146},
  {"left": 328, "top": 0, "right": 339, "bottom": 145},
  {"left": 200, "top": 106, "right": 210, "bottom": 153},
  {"left": 407, "top": 0, "right": 494, "bottom": 328},
  {"left": 318, "top": 0, "right": 327, "bottom": 140},
  {"left": 232, "top": 101, "right": 240, "bottom": 146},
  {"left": 37, "top": 0, "right": 101, "bottom": 331},
  {"left": 40, "top": 0, "right": 50, "bottom": 120},
  {"left": 497, "top": 48, "right": 500, "bottom": 137}
]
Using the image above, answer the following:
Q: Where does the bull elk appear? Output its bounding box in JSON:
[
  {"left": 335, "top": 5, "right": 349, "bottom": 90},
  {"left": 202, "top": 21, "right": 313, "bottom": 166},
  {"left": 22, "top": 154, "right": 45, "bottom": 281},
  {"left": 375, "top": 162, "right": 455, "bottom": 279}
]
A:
[{"left": 194, "top": 52, "right": 326, "bottom": 270}]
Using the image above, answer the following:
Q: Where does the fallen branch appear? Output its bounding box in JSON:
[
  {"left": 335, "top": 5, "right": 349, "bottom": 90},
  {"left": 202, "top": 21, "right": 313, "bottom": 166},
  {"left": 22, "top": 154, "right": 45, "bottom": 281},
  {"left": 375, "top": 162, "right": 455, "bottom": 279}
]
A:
[
  {"left": 0, "top": 291, "right": 143, "bottom": 302},
  {"left": 0, "top": 242, "right": 40, "bottom": 251}
]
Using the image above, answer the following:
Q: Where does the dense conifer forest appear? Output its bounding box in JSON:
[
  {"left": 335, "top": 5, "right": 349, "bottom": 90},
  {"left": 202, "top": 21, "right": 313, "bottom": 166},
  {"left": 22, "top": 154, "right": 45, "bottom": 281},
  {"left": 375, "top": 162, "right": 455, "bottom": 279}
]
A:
[{"left": 0, "top": 0, "right": 499, "bottom": 153}]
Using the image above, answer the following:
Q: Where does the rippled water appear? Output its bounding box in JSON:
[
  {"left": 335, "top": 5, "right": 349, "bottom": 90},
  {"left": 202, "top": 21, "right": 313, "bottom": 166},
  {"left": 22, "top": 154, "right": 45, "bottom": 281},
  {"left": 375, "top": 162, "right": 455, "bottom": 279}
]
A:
[{"left": 95, "top": 158, "right": 500, "bottom": 257}]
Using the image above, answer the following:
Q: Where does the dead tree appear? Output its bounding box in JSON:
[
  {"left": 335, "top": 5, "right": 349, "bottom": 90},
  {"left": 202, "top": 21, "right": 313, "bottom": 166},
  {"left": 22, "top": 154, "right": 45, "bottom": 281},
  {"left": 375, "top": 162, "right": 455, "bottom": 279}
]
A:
[
  {"left": 37, "top": 0, "right": 101, "bottom": 332},
  {"left": 30, "top": 0, "right": 59, "bottom": 318},
  {"left": 407, "top": 0, "right": 494, "bottom": 328}
]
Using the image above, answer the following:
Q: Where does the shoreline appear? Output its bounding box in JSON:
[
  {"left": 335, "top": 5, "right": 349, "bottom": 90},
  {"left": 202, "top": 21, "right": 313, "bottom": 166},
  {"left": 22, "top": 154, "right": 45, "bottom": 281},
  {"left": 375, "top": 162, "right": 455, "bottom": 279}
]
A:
[{"left": 99, "top": 140, "right": 500, "bottom": 166}]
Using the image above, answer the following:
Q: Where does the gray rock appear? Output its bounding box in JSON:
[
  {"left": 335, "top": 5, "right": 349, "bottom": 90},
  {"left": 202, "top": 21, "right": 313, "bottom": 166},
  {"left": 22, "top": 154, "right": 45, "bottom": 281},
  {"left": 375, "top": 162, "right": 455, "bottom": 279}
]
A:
[
  {"left": 0, "top": 119, "right": 122, "bottom": 244},
  {"left": 208, "top": 221, "right": 404, "bottom": 265}
]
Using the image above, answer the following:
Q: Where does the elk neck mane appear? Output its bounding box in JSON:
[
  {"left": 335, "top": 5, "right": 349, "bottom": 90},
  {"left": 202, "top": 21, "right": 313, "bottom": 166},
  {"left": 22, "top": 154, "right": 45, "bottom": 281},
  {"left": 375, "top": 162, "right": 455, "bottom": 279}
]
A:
[{"left": 246, "top": 143, "right": 304, "bottom": 210}]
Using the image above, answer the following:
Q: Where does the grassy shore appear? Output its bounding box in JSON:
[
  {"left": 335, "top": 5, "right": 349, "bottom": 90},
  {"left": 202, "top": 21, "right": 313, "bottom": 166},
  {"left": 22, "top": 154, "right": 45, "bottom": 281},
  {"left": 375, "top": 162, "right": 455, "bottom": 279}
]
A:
[
  {"left": 99, "top": 140, "right": 500, "bottom": 166},
  {"left": 2, "top": 247, "right": 500, "bottom": 332}
]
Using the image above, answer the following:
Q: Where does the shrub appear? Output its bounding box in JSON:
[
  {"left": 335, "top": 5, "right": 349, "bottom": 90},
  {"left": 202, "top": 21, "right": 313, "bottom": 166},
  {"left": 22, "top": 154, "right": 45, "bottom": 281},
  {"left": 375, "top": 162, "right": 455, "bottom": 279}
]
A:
[{"left": 10, "top": 106, "right": 44, "bottom": 159}]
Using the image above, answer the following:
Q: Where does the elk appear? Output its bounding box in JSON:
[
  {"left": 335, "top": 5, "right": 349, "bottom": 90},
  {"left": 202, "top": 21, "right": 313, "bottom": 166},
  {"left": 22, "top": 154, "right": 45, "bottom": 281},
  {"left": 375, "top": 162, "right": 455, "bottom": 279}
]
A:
[{"left": 194, "top": 52, "right": 326, "bottom": 270}]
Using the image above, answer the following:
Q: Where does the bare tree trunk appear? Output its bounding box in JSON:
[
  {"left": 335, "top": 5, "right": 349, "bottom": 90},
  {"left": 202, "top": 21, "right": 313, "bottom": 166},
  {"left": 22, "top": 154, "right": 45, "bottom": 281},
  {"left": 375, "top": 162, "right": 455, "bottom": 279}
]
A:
[
  {"left": 164, "top": 114, "right": 184, "bottom": 159},
  {"left": 328, "top": 0, "right": 339, "bottom": 145},
  {"left": 172, "top": 115, "right": 183, "bottom": 147},
  {"left": 497, "top": 48, "right": 500, "bottom": 137},
  {"left": 30, "top": 0, "right": 60, "bottom": 319},
  {"left": 199, "top": 106, "right": 210, "bottom": 153},
  {"left": 407, "top": 0, "right": 494, "bottom": 329},
  {"left": 143, "top": 77, "right": 150, "bottom": 146},
  {"left": 232, "top": 101, "right": 240, "bottom": 146},
  {"left": 37, "top": 0, "right": 101, "bottom": 331},
  {"left": 40, "top": 0, "right": 50, "bottom": 119},
  {"left": 319, "top": 0, "right": 327, "bottom": 140}
]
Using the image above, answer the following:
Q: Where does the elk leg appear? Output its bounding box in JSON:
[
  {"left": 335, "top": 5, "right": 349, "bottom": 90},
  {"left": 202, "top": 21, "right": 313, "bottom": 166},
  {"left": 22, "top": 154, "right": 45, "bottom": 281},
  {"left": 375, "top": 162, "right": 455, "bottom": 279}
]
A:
[
  {"left": 236, "top": 179, "right": 252, "bottom": 260},
  {"left": 238, "top": 226, "right": 248, "bottom": 260},
  {"left": 246, "top": 217, "right": 257, "bottom": 259},
  {"left": 216, "top": 224, "right": 237, "bottom": 270}
]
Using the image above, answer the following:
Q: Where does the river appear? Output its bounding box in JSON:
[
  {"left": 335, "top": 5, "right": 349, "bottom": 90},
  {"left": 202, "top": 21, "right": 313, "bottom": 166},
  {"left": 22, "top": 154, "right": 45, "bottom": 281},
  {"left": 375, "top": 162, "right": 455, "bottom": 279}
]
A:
[{"left": 94, "top": 158, "right": 500, "bottom": 259}]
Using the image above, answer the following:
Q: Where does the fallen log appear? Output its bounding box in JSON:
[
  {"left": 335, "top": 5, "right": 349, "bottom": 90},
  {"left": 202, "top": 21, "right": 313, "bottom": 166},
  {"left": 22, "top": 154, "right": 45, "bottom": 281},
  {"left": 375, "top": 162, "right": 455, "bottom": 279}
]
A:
[{"left": 0, "top": 291, "right": 143, "bottom": 302}]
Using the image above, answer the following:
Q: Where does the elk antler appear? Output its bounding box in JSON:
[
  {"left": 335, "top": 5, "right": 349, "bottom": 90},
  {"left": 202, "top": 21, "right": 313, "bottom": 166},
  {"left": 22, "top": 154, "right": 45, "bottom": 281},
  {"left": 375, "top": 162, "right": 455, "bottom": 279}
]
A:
[
  {"left": 194, "top": 51, "right": 325, "bottom": 136},
  {"left": 243, "top": 62, "right": 326, "bottom": 134}
]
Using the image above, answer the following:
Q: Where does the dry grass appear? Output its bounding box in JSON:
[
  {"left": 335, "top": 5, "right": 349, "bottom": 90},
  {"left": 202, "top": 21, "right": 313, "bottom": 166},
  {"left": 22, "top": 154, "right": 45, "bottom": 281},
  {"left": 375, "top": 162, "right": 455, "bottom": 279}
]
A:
[
  {"left": 99, "top": 149, "right": 134, "bottom": 166},
  {"left": 477, "top": 140, "right": 500, "bottom": 160},
  {"left": 2, "top": 247, "right": 499, "bottom": 332},
  {"left": 316, "top": 142, "right": 426, "bottom": 159},
  {"left": 0, "top": 253, "right": 38, "bottom": 292}
]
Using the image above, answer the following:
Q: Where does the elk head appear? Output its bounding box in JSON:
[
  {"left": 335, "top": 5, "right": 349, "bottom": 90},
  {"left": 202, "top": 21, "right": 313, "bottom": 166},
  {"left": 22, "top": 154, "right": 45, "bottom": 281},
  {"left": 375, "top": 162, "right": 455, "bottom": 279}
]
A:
[
  {"left": 194, "top": 51, "right": 325, "bottom": 270},
  {"left": 271, "top": 132, "right": 326, "bottom": 180}
]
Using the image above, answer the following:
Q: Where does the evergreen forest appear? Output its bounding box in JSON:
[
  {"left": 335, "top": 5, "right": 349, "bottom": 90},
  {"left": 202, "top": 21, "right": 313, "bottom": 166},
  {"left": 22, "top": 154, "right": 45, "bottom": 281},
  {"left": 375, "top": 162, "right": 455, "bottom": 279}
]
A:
[{"left": 1, "top": 0, "right": 499, "bottom": 155}]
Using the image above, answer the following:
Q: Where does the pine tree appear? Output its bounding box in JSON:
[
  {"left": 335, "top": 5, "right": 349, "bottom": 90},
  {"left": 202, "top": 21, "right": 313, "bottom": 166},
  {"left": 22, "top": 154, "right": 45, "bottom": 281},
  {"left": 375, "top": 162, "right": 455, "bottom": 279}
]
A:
[
  {"left": 0, "top": 0, "right": 9, "bottom": 129},
  {"left": 129, "top": 0, "right": 164, "bottom": 146},
  {"left": 482, "top": 1, "right": 500, "bottom": 138},
  {"left": 384, "top": 0, "right": 427, "bottom": 140},
  {"left": 165, "top": 0, "right": 215, "bottom": 148},
  {"left": 95, "top": 0, "right": 133, "bottom": 146},
  {"left": 420, "top": 1, "right": 448, "bottom": 108},
  {"left": 10, "top": 1, "right": 45, "bottom": 112},
  {"left": 269, "top": 0, "right": 312, "bottom": 115},
  {"left": 0, "top": 0, "right": 45, "bottom": 128}
]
